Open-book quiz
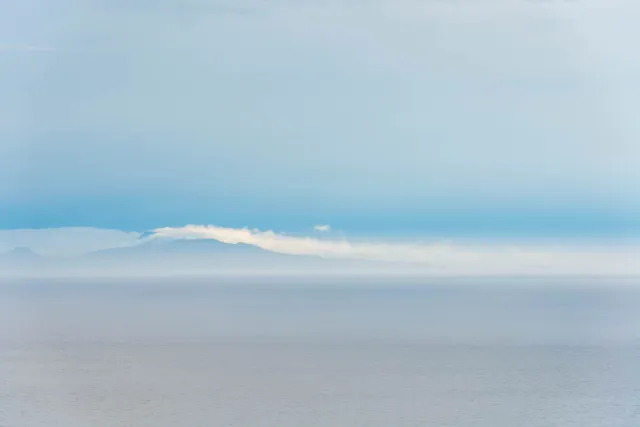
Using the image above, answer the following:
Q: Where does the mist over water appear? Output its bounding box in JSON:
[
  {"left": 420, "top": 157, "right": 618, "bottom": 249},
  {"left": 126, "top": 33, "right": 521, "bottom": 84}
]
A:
[{"left": 2, "top": 277, "right": 640, "bottom": 426}]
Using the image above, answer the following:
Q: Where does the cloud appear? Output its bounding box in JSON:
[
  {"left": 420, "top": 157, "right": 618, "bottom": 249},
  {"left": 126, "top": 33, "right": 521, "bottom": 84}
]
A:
[
  {"left": 152, "top": 225, "right": 640, "bottom": 276},
  {"left": 0, "top": 227, "right": 140, "bottom": 257},
  {"left": 1, "top": 225, "right": 638, "bottom": 276},
  {"left": 314, "top": 224, "right": 331, "bottom": 232}
]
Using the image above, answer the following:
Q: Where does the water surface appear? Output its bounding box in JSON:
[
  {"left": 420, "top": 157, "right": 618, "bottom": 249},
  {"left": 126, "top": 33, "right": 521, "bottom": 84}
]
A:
[{"left": 2, "top": 277, "right": 640, "bottom": 427}]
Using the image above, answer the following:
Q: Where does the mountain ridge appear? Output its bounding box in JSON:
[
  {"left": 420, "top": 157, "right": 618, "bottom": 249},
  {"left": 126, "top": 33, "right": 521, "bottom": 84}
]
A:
[{"left": 0, "top": 238, "right": 409, "bottom": 277}]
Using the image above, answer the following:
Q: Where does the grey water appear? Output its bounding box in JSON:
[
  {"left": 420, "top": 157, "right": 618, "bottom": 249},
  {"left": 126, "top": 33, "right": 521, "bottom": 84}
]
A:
[{"left": 2, "top": 276, "right": 640, "bottom": 427}]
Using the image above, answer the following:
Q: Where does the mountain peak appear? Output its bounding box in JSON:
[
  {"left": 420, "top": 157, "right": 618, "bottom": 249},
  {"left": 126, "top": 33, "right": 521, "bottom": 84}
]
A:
[
  {"left": 3, "top": 246, "right": 41, "bottom": 258},
  {"left": 0, "top": 247, "right": 45, "bottom": 268},
  {"left": 88, "top": 237, "right": 271, "bottom": 258}
]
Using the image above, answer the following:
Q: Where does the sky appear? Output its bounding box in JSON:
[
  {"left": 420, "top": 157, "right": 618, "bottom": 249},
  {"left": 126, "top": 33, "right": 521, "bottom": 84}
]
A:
[{"left": 1, "top": 0, "right": 639, "bottom": 268}]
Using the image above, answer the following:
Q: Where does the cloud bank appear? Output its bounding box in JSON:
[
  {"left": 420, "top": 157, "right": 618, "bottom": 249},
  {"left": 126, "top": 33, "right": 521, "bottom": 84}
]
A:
[
  {"left": 1, "top": 225, "right": 637, "bottom": 276},
  {"left": 152, "top": 225, "right": 640, "bottom": 276}
]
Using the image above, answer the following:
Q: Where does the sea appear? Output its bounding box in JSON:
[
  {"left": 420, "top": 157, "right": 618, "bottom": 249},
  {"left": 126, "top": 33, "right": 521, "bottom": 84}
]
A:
[{"left": 1, "top": 276, "right": 640, "bottom": 427}]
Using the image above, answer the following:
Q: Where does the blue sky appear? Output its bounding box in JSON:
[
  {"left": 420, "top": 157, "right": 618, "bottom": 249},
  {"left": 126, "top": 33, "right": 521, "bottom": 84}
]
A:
[{"left": 1, "top": 0, "right": 639, "bottom": 238}]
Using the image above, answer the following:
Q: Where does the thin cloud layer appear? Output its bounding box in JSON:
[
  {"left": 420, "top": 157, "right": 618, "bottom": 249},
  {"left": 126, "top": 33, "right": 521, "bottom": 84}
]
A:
[{"left": 152, "top": 225, "right": 640, "bottom": 276}]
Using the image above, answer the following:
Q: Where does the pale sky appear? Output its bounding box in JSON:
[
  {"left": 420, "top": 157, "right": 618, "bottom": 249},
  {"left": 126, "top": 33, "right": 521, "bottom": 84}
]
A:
[{"left": 1, "top": 0, "right": 639, "bottom": 241}]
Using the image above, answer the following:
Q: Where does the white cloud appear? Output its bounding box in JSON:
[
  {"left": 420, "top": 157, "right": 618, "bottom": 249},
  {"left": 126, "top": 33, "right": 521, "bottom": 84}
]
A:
[
  {"left": 314, "top": 224, "right": 331, "bottom": 232},
  {"left": 0, "top": 227, "right": 140, "bottom": 257},
  {"left": 152, "top": 225, "right": 640, "bottom": 276}
]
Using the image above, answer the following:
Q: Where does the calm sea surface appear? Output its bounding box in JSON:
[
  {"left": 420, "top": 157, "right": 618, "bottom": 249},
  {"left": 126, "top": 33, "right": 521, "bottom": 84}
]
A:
[{"left": 2, "top": 277, "right": 640, "bottom": 427}]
